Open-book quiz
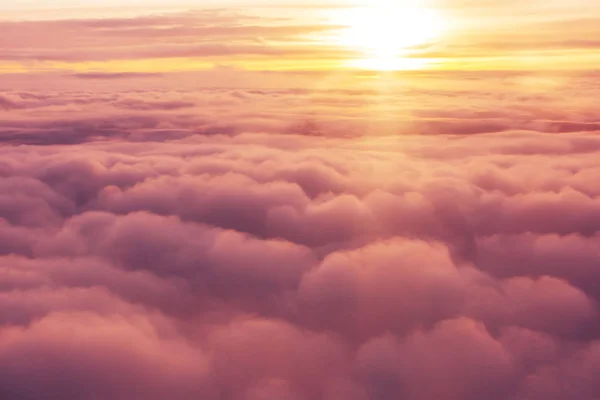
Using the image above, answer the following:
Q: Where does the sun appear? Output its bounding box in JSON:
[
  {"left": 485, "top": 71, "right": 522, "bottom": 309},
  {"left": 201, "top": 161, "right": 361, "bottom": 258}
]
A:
[{"left": 333, "top": 0, "right": 444, "bottom": 70}]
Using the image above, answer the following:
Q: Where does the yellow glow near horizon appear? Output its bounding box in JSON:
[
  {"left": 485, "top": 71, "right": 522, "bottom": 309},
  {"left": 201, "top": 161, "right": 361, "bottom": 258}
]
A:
[{"left": 333, "top": 0, "right": 445, "bottom": 70}]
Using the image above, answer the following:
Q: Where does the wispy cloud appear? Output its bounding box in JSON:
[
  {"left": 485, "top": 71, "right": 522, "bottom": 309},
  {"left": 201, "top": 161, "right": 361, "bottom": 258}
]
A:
[{"left": 1, "top": 3, "right": 600, "bottom": 75}]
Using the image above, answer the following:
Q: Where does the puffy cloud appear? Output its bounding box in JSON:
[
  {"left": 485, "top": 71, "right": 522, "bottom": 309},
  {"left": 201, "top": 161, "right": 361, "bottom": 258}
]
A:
[
  {"left": 0, "top": 312, "right": 213, "bottom": 400},
  {"left": 1, "top": 77, "right": 600, "bottom": 399},
  {"left": 354, "top": 318, "right": 515, "bottom": 400}
]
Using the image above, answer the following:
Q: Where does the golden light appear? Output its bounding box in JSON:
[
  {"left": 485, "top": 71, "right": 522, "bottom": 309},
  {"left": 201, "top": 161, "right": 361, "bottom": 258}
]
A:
[{"left": 333, "top": 0, "right": 445, "bottom": 71}]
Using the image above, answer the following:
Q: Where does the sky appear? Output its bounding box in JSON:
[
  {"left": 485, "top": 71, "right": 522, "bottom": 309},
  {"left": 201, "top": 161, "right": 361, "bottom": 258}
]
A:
[
  {"left": 1, "top": 0, "right": 600, "bottom": 79},
  {"left": 2, "top": 1, "right": 600, "bottom": 400}
]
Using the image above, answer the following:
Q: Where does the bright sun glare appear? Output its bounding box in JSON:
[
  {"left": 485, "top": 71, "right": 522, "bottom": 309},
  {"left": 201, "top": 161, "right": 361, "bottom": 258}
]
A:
[{"left": 334, "top": 0, "right": 444, "bottom": 71}]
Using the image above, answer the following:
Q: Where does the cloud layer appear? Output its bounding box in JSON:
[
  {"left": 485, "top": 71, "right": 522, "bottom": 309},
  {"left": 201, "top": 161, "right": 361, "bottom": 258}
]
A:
[{"left": 1, "top": 76, "right": 600, "bottom": 399}]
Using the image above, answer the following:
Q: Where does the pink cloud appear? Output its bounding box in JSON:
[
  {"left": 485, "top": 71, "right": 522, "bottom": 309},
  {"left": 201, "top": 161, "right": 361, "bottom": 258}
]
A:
[{"left": 0, "top": 75, "right": 600, "bottom": 399}]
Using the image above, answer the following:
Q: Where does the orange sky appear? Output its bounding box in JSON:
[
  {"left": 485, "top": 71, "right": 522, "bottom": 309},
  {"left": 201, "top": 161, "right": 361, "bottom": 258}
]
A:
[{"left": 1, "top": 0, "right": 600, "bottom": 81}]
